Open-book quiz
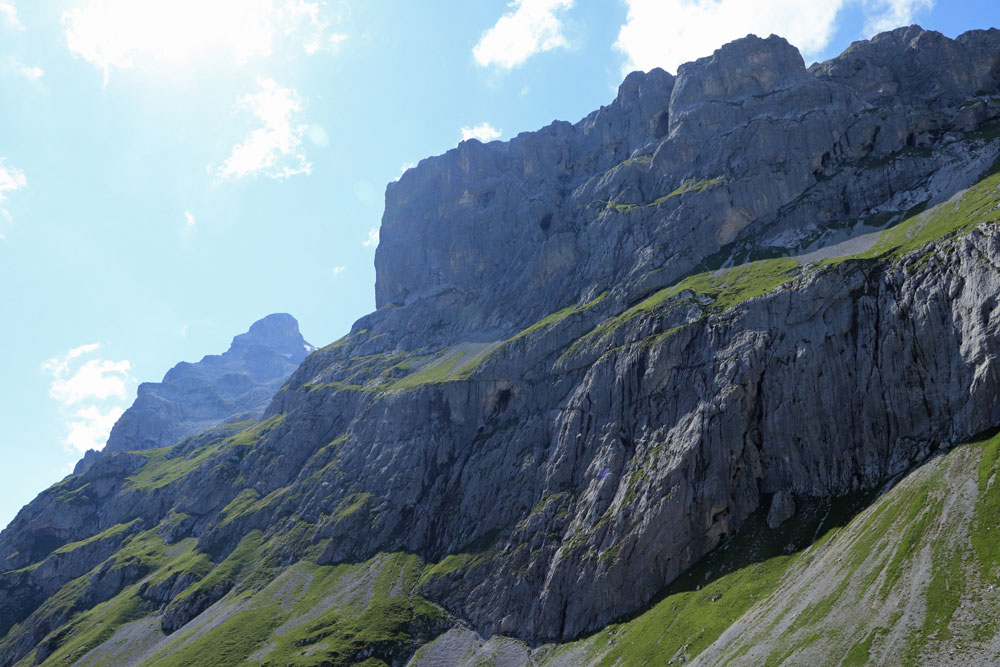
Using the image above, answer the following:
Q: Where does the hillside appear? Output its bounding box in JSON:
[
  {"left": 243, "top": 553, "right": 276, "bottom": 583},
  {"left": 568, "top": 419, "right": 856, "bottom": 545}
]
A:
[{"left": 3, "top": 25, "right": 1000, "bottom": 666}]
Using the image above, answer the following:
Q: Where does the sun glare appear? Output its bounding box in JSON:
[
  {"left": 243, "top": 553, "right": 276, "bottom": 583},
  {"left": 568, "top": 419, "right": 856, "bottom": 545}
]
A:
[{"left": 62, "top": 0, "right": 336, "bottom": 82}]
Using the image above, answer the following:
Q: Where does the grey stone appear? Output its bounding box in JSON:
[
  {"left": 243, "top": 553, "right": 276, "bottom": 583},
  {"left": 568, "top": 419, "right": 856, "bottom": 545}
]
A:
[
  {"left": 4, "top": 25, "right": 1000, "bottom": 666},
  {"left": 74, "top": 312, "right": 314, "bottom": 474},
  {"left": 767, "top": 491, "right": 796, "bottom": 529}
]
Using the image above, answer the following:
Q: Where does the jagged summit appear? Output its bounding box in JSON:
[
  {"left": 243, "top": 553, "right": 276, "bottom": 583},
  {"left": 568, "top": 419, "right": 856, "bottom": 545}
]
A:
[
  {"left": 4, "top": 25, "right": 1000, "bottom": 667},
  {"left": 811, "top": 24, "right": 1000, "bottom": 103},
  {"left": 230, "top": 312, "right": 314, "bottom": 361},
  {"left": 671, "top": 33, "right": 810, "bottom": 104},
  {"left": 74, "top": 313, "right": 313, "bottom": 473},
  {"left": 369, "top": 25, "right": 1000, "bottom": 352}
]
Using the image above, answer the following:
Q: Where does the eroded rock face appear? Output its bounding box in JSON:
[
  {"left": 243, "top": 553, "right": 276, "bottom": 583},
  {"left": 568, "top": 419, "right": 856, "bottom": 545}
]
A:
[
  {"left": 371, "top": 27, "right": 1000, "bottom": 351},
  {"left": 273, "top": 222, "right": 1000, "bottom": 641},
  {"left": 4, "top": 25, "right": 1000, "bottom": 665},
  {"left": 767, "top": 491, "right": 796, "bottom": 529},
  {"left": 74, "top": 313, "right": 314, "bottom": 474}
]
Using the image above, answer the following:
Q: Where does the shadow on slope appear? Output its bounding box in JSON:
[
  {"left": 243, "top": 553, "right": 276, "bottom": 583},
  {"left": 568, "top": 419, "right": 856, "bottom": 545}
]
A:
[{"left": 550, "top": 428, "right": 1000, "bottom": 667}]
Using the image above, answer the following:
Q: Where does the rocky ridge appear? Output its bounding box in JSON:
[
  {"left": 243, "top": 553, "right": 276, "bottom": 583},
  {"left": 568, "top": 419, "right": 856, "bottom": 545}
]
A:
[
  {"left": 2, "top": 25, "right": 1000, "bottom": 667},
  {"left": 369, "top": 26, "right": 1000, "bottom": 349},
  {"left": 74, "top": 313, "right": 314, "bottom": 474}
]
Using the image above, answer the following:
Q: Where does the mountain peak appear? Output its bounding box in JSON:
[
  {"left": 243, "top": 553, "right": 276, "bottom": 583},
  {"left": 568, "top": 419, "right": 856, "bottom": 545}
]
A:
[
  {"left": 671, "top": 32, "right": 808, "bottom": 108},
  {"left": 231, "top": 312, "right": 314, "bottom": 359},
  {"left": 76, "top": 314, "right": 314, "bottom": 469},
  {"left": 7, "top": 23, "right": 1000, "bottom": 667}
]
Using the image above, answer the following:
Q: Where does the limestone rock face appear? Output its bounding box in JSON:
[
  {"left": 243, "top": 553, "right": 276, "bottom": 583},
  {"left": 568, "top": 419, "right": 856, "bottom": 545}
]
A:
[
  {"left": 809, "top": 26, "right": 1000, "bottom": 104},
  {"left": 4, "top": 25, "right": 1000, "bottom": 667},
  {"left": 370, "top": 27, "right": 1000, "bottom": 352},
  {"left": 75, "top": 313, "right": 314, "bottom": 474},
  {"left": 767, "top": 491, "right": 796, "bottom": 529}
]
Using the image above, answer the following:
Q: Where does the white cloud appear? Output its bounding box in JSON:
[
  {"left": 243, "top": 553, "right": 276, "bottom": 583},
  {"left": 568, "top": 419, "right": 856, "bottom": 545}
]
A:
[
  {"left": 461, "top": 122, "right": 502, "bottom": 143},
  {"left": 10, "top": 59, "right": 43, "bottom": 80},
  {"left": 42, "top": 343, "right": 100, "bottom": 376},
  {"left": 397, "top": 162, "right": 415, "bottom": 180},
  {"left": 43, "top": 343, "right": 134, "bottom": 453},
  {"left": 0, "top": 159, "right": 26, "bottom": 201},
  {"left": 474, "top": 0, "right": 574, "bottom": 69},
  {"left": 332, "top": 265, "right": 345, "bottom": 276},
  {"left": 362, "top": 227, "right": 379, "bottom": 248},
  {"left": 219, "top": 77, "right": 311, "bottom": 180},
  {"left": 614, "top": 0, "right": 935, "bottom": 75},
  {"left": 305, "top": 31, "right": 347, "bottom": 55},
  {"left": 0, "top": 2, "right": 23, "bottom": 30},
  {"left": 44, "top": 345, "right": 132, "bottom": 405},
  {"left": 184, "top": 211, "right": 195, "bottom": 226},
  {"left": 65, "top": 406, "right": 126, "bottom": 453},
  {"left": 863, "top": 0, "right": 933, "bottom": 33},
  {"left": 62, "top": 0, "right": 347, "bottom": 84},
  {"left": 615, "top": 0, "right": 846, "bottom": 74}
]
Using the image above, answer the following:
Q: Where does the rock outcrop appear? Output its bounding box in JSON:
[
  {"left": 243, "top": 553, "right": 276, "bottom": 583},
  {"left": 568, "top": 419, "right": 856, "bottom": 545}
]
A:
[
  {"left": 74, "top": 313, "right": 314, "bottom": 474},
  {"left": 370, "top": 27, "right": 1000, "bottom": 349},
  {"left": 3, "top": 25, "right": 1000, "bottom": 667}
]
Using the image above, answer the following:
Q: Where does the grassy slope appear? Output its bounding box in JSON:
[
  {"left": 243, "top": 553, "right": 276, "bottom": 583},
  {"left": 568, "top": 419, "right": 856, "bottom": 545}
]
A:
[
  {"left": 139, "top": 552, "right": 445, "bottom": 667},
  {"left": 8, "top": 170, "right": 1000, "bottom": 666},
  {"left": 26, "top": 538, "right": 448, "bottom": 667},
  {"left": 304, "top": 170, "right": 1000, "bottom": 392},
  {"left": 530, "top": 432, "right": 1000, "bottom": 666},
  {"left": 571, "top": 170, "right": 1000, "bottom": 355},
  {"left": 124, "top": 415, "right": 283, "bottom": 493}
]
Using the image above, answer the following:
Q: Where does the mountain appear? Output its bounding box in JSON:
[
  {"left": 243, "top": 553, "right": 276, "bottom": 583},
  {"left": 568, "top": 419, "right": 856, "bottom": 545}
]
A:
[
  {"left": 74, "top": 313, "right": 315, "bottom": 474},
  {"left": 3, "top": 24, "right": 1000, "bottom": 667}
]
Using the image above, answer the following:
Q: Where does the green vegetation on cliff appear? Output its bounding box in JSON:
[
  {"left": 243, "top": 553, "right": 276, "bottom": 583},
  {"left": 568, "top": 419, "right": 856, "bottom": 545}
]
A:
[{"left": 541, "top": 431, "right": 1000, "bottom": 666}]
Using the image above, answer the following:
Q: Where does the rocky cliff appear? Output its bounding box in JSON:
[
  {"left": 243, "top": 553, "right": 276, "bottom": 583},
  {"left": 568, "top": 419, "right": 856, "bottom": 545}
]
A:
[
  {"left": 3, "top": 25, "right": 1000, "bottom": 667},
  {"left": 370, "top": 26, "right": 1000, "bottom": 348},
  {"left": 73, "top": 313, "right": 314, "bottom": 474}
]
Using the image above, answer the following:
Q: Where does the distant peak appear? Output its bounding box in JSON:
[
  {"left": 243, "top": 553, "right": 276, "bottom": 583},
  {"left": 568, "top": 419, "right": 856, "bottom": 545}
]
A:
[
  {"left": 246, "top": 313, "right": 301, "bottom": 340},
  {"left": 231, "top": 313, "right": 314, "bottom": 356}
]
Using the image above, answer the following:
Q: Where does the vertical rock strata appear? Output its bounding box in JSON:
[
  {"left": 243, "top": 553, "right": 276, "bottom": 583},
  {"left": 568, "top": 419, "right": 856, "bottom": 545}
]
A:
[
  {"left": 75, "top": 312, "right": 314, "bottom": 473},
  {"left": 3, "top": 25, "right": 1000, "bottom": 665}
]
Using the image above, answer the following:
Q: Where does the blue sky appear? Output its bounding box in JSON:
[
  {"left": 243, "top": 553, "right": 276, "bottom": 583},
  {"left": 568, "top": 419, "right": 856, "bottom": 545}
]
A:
[{"left": 0, "top": 0, "right": 996, "bottom": 530}]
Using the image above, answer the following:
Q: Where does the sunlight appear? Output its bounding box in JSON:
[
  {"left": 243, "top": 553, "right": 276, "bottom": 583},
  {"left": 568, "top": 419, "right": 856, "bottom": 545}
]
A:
[{"left": 62, "top": 0, "right": 339, "bottom": 82}]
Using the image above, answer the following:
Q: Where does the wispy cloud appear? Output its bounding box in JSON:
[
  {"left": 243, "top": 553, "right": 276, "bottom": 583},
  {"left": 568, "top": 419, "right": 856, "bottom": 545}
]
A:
[
  {"left": 63, "top": 406, "right": 127, "bottom": 454},
  {"left": 615, "top": 0, "right": 846, "bottom": 74},
  {"left": 397, "top": 162, "right": 415, "bottom": 180},
  {"left": 0, "top": 158, "right": 26, "bottom": 221},
  {"left": 332, "top": 265, "right": 345, "bottom": 276},
  {"left": 614, "top": 0, "right": 934, "bottom": 75},
  {"left": 0, "top": 2, "right": 23, "bottom": 30},
  {"left": 0, "top": 159, "right": 26, "bottom": 201},
  {"left": 62, "top": 0, "right": 347, "bottom": 84},
  {"left": 863, "top": 0, "right": 934, "bottom": 33},
  {"left": 10, "top": 59, "right": 43, "bottom": 80},
  {"left": 305, "top": 31, "right": 347, "bottom": 55},
  {"left": 461, "top": 122, "right": 502, "bottom": 143},
  {"left": 474, "top": 0, "right": 574, "bottom": 69},
  {"left": 219, "top": 77, "right": 311, "bottom": 181},
  {"left": 43, "top": 343, "right": 134, "bottom": 453},
  {"left": 184, "top": 211, "right": 196, "bottom": 227},
  {"left": 362, "top": 227, "right": 379, "bottom": 248},
  {"left": 43, "top": 344, "right": 131, "bottom": 404}
]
